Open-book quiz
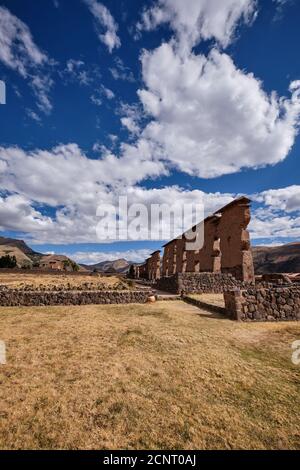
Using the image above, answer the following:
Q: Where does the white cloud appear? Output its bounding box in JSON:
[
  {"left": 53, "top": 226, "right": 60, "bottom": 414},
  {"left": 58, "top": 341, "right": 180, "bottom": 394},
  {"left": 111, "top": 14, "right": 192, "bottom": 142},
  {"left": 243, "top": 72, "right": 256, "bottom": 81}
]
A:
[
  {"left": 254, "top": 185, "right": 300, "bottom": 213},
  {"left": 30, "top": 75, "right": 53, "bottom": 114},
  {"left": 0, "top": 6, "right": 47, "bottom": 75},
  {"left": 137, "top": 0, "right": 257, "bottom": 52},
  {"left": 90, "top": 94, "right": 102, "bottom": 106},
  {"left": 0, "top": 194, "right": 52, "bottom": 232},
  {"left": 63, "top": 59, "right": 92, "bottom": 86},
  {"left": 109, "top": 57, "right": 135, "bottom": 82},
  {"left": 0, "top": 6, "right": 53, "bottom": 114},
  {"left": 101, "top": 84, "right": 115, "bottom": 99},
  {"left": 26, "top": 108, "right": 42, "bottom": 123},
  {"left": 0, "top": 143, "right": 165, "bottom": 208},
  {"left": 0, "top": 140, "right": 234, "bottom": 244},
  {"left": 121, "top": 117, "right": 140, "bottom": 135},
  {"left": 135, "top": 43, "right": 300, "bottom": 178},
  {"left": 84, "top": 0, "right": 121, "bottom": 53},
  {"left": 90, "top": 84, "right": 115, "bottom": 106},
  {"left": 70, "top": 249, "right": 153, "bottom": 264},
  {"left": 1, "top": 144, "right": 300, "bottom": 245},
  {"left": 250, "top": 212, "right": 300, "bottom": 240},
  {"left": 250, "top": 185, "right": 300, "bottom": 240}
]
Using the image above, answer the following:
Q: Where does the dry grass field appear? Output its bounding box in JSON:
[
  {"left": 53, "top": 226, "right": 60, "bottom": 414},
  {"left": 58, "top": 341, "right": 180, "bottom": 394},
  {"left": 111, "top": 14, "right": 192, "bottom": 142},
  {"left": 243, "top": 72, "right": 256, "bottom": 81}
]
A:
[
  {"left": 188, "top": 293, "right": 225, "bottom": 307},
  {"left": 0, "top": 272, "right": 129, "bottom": 290},
  {"left": 0, "top": 300, "right": 300, "bottom": 450}
]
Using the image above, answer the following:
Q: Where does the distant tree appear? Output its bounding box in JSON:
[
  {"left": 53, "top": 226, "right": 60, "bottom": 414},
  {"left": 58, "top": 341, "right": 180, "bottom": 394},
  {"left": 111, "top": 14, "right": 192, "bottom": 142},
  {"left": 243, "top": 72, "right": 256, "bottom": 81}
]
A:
[
  {"left": 128, "top": 265, "right": 135, "bottom": 279},
  {"left": 0, "top": 255, "right": 17, "bottom": 269},
  {"left": 21, "top": 261, "right": 32, "bottom": 270},
  {"left": 63, "top": 259, "right": 80, "bottom": 272},
  {"left": 71, "top": 261, "right": 79, "bottom": 272}
]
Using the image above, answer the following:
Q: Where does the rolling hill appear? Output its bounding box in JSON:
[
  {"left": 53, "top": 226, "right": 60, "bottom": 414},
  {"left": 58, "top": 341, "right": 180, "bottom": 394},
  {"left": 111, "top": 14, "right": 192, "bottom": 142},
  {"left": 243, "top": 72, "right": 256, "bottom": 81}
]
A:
[
  {"left": 1, "top": 236, "right": 300, "bottom": 275},
  {"left": 81, "top": 259, "right": 131, "bottom": 274},
  {"left": 0, "top": 245, "right": 33, "bottom": 268},
  {"left": 252, "top": 242, "right": 300, "bottom": 274},
  {"left": 0, "top": 236, "right": 41, "bottom": 258},
  {"left": 0, "top": 237, "right": 80, "bottom": 271}
]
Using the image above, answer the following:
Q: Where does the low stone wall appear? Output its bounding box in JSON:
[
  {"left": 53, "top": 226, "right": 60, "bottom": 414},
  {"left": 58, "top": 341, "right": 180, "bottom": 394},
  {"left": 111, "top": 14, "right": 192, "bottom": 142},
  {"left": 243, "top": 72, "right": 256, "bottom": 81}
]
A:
[
  {"left": 182, "top": 295, "right": 226, "bottom": 316},
  {"left": 156, "top": 273, "right": 248, "bottom": 295},
  {"left": 0, "top": 290, "right": 149, "bottom": 307},
  {"left": 224, "top": 287, "right": 300, "bottom": 322}
]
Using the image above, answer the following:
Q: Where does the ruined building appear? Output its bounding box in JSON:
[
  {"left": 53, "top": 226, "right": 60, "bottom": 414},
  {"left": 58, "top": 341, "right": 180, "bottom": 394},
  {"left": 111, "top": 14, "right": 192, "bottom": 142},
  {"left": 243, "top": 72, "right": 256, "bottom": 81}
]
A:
[{"left": 137, "top": 197, "right": 255, "bottom": 283}]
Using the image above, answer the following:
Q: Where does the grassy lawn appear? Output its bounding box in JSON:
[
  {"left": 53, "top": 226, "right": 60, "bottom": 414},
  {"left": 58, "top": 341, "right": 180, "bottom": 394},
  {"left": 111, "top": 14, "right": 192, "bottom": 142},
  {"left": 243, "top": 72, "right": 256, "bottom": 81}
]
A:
[{"left": 0, "top": 301, "right": 299, "bottom": 450}]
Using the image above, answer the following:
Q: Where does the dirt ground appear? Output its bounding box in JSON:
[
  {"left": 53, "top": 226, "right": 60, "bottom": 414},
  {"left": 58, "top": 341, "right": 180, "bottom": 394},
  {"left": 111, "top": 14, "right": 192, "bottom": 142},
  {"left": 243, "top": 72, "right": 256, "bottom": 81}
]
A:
[{"left": 0, "top": 300, "right": 299, "bottom": 450}]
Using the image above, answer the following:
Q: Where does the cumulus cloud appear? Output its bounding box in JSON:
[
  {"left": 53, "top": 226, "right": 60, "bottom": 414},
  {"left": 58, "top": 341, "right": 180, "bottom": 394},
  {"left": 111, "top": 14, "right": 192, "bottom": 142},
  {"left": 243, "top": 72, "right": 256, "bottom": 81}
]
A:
[
  {"left": 0, "top": 144, "right": 166, "bottom": 207},
  {"left": 249, "top": 185, "right": 300, "bottom": 240},
  {"left": 0, "top": 194, "right": 52, "bottom": 232},
  {"left": 70, "top": 249, "right": 153, "bottom": 265},
  {"left": 137, "top": 0, "right": 257, "bottom": 52},
  {"left": 0, "top": 6, "right": 54, "bottom": 113},
  {"left": 1, "top": 0, "right": 299, "bottom": 248},
  {"left": 250, "top": 211, "right": 300, "bottom": 240},
  {"left": 135, "top": 44, "right": 300, "bottom": 178},
  {"left": 1, "top": 142, "right": 300, "bottom": 244},
  {"left": 0, "top": 140, "right": 234, "bottom": 243},
  {"left": 84, "top": 0, "right": 121, "bottom": 53},
  {"left": 254, "top": 185, "right": 300, "bottom": 213},
  {"left": 130, "top": 1, "right": 300, "bottom": 178}
]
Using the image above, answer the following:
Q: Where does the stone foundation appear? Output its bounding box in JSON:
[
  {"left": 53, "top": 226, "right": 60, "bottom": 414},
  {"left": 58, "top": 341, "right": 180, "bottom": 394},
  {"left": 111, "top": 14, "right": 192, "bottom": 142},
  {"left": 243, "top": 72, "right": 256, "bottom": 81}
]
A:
[
  {"left": 182, "top": 295, "right": 226, "bottom": 316},
  {"left": 0, "top": 290, "right": 149, "bottom": 307},
  {"left": 224, "top": 287, "right": 300, "bottom": 321},
  {"left": 156, "top": 272, "right": 248, "bottom": 295}
]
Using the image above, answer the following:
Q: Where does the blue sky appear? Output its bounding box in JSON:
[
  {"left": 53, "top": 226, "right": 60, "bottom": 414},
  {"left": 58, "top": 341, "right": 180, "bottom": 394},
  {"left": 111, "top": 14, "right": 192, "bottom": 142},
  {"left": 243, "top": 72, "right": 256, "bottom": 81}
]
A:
[{"left": 0, "top": 0, "right": 300, "bottom": 264}]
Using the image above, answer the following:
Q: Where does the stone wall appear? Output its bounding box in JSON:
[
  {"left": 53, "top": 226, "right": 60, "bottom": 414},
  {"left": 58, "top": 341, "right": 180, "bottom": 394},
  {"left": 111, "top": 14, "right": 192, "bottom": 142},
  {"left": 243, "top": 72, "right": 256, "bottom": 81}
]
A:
[
  {"left": 182, "top": 295, "right": 226, "bottom": 316},
  {"left": 148, "top": 251, "right": 161, "bottom": 281},
  {"left": 0, "top": 290, "right": 149, "bottom": 307},
  {"left": 160, "top": 197, "right": 255, "bottom": 282},
  {"left": 224, "top": 287, "right": 300, "bottom": 321},
  {"left": 156, "top": 272, "right": 247, "bottom": 295}
]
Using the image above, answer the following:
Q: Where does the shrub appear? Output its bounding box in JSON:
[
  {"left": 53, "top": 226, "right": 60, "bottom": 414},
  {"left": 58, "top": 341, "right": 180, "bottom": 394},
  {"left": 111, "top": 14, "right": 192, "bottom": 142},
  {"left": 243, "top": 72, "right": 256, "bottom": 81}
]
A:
[{"left": 0, "top": 255, "right": 17, "bottom": 269}]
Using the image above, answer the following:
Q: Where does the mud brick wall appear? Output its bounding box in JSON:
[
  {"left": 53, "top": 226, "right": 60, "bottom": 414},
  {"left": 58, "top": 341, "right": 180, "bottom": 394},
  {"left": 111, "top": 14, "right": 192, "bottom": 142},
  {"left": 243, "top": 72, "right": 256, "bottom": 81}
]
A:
[
  {"left": 156, "top": 273, "right": 246, "bottom": 295},
  {"left": 0, "top": 290, "right": 149, "bottom": 307},
  {"left": 160, "top": 197, "right": 255, "bottom": 282},
  {"left": 224, "top": 287, "right": 300, "bottom": 321}
]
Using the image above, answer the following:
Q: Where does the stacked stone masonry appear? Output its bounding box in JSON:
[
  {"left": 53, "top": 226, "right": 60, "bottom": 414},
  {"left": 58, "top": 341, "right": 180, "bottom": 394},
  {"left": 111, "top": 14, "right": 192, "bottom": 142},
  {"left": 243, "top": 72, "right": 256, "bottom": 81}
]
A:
[
  {"left": 224, "top": 286, "right": 300, "bottom": 321},
  {"left": 136, "top": 197, "right": 255, "bottom": 283},
  {"left": 0, "top": 290, "right": 149, "bottom": 307},
  {"left": 156, "top": 272, "right": 248, "bottom": 295}
]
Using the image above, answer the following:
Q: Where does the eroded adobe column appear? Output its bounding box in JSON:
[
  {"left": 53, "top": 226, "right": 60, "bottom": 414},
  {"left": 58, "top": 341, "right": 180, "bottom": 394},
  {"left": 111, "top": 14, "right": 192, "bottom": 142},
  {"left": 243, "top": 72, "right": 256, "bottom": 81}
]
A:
[
  {"left": 198, "top": 216, "right": 219, "bottom": 272},
  {"left": 218, "top": 198, "right": 255, "bottom": 282},
  {"left": 194, "top": 251, "right": 200, "bottom": 272},
  {"left": 162, "top": 244, "right": 172, "bottom": 277},
  {"left": 171, "top": 242, "right": 177, "bottom": 275},
  {"left": 150, "top": 251, "right": 161, "bottom": 281},
  {"left": 182, "top": 245, "right": 187, "bottom": 273},
  {"left": 212, "top": 216, "right": 221, "bottom": 273}
]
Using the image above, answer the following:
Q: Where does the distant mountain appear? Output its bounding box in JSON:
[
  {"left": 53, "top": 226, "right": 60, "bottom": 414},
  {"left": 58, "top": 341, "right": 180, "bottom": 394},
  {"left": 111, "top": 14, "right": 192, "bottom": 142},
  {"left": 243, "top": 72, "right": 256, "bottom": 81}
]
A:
[
  {"left": 0, "top": 236, "right": 42, "bottom": 261},
  {"left": 81, "top": 259, "right": 131, "bottom": 274},
  {"left": 253, "top": 242, "right": 300, "bottom": 274},
  {"left": 3, "top": 235, "right": 299, "bottom": 275},
  {"left": 83, "top": 244, "right": 300, "bottom": 275},
  {"left": 0, "top": 245, "right": 33, "bottom": 268},
  {"left": 0, "top": 236, "right": 81, "bottom": 271}
]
